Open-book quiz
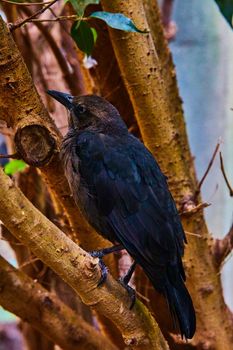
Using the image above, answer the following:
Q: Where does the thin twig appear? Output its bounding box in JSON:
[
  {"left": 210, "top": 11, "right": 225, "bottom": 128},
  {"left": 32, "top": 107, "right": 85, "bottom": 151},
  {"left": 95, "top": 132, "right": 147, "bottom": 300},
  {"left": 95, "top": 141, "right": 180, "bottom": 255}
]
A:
[
  {"left": 185, "top": 231, "right": 202, "bottom": 238},
  {"left": 0, "top": 153, "right": 19, "bottom": 159},
  {"left": 195, "top": 141, "right": 220, "bottom": 197},
  {"left": 180, "top": 202, "right": 210, "bottom": 216},
  {"left": 9, "top": 0, "right": 59, "bottom": 31},
  {"left": 0, "top": 0, "right": 52, "bottom": 6},
  {"left": 220, "top": 152, "right": 233, "bottom": 197},
  {"left": 136, "top": 290, "right": 150, "bottom": 303},
  {"left": 19, "top": 257, "right": 40, "bottom": 269},
  {"left": 23, "top": 15, "right": 82, "bottom": 23}
]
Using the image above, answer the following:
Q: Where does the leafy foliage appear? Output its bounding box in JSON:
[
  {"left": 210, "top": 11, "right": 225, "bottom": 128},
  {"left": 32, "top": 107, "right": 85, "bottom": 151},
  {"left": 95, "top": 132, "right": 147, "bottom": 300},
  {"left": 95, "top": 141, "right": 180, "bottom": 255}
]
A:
[
  {"left": 71, "top": 21, "right": 97, "bottom": 56},
  {"left": 215, "top": 0, "right": 233, "bottom": 27},
  {"left": 67, "top": 0, "right": 146, "bottom": 55},
  {"left": 4, "top": 160, "right": 27, "bottom": 175},
  {"left": 90, "top": 11, "right": 147, "bottom": 33},
  {"left": 68, "top": 0, "right": 99, "bottom": 17}
]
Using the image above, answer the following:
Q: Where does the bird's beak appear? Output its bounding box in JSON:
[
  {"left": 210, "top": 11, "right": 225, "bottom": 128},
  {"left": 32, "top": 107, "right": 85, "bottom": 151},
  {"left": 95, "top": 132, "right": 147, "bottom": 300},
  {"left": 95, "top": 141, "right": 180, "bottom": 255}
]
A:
[{"left": 47, "top": 90, "right": 73, "bottom": 110}]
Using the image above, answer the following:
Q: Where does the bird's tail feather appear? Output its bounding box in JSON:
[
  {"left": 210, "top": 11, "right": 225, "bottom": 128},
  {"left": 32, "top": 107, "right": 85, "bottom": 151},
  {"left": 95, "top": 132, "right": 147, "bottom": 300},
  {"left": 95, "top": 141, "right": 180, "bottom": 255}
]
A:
[
  {"left": 164, "top": 279, "right": 196, "bottom": 339},
  {"left": 143, "top": 264, "right": 196, "bottom": 339}
]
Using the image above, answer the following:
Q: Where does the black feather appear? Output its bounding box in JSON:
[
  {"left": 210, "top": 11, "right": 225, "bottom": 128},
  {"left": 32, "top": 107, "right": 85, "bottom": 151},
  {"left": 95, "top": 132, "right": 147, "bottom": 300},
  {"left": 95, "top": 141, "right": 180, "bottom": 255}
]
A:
[{"left": 59, "top": 95, "right": 196, "bottom": 339}]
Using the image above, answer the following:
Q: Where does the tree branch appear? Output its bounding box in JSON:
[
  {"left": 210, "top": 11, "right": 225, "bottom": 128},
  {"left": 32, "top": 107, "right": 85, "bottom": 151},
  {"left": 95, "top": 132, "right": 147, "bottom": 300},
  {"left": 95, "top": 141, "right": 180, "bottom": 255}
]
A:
[
  {"left": 0, "top": 167, "right": 168, "bottom": 350},
  {"left": 0, "top": 0, "right": 52, "bottom": 6},
  {"left": 195, "top": 142, "right": 220, "bottom": 198},
  {"left": 0, "top": 255, "right": 117, "bottom": 350},
  {"left": 9, "top": 0, "right": 59, "bottom": 31},
  {"left": 0, "top": 15, "right": 114, "bottom": 257},
  {"left": 100, "top": 1, "right": 233, "bottom": 348},
  {"left": 213, "top": 225, "right": 233, "bottom": 268},
  {"left": 220, "top": 152, "right": 233, "bottom": 197}
]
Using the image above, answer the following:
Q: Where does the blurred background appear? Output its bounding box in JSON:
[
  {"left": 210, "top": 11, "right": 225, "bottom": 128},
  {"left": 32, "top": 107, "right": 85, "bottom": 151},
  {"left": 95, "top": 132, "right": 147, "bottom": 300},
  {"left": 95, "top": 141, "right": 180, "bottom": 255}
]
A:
[{"left": 170, "top": 0, "right": 233, "bottom": 311}]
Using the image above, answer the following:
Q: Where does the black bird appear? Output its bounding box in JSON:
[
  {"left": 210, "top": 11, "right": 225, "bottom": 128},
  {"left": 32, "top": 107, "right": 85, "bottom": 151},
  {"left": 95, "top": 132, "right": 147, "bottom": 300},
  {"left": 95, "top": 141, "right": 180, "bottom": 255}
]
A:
[{"left": 47, "top": 90, "right": 196, "bottom": 339}]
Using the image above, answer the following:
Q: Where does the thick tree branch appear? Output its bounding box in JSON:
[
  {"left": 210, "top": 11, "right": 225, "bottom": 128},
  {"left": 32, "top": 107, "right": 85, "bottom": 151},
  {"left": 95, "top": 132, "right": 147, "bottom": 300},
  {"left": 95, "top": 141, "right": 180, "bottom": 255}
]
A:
[
  {"left": 0, "top": 12, "right": 120, "bottom": 342},
  {"left": 0, "top": 15, "right": 114, "bottom": 256},
  {"left": 0, "top": 168, "right": 168, "bottom": 350},
  {"left": 0, "top": 255, "right": 117, "bottom": 350},
  {"left": 213, "top": 225, "right": 233, "bottom": 268},
  {"left": 100, "top": 1, "right": 233, "bottom": 349}
]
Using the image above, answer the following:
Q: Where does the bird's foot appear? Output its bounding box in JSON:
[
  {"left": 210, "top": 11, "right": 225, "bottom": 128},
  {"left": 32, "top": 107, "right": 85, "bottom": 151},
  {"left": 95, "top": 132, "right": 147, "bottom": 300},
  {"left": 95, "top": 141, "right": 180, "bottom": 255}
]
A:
[
  {"left": 90, "top": 245, "right": 124, "bottom": 259},
  {"left": 89, "top": 250, "right": 104, "bottom": 259},
  {"left": 89, "top": 251, "right": 108, "bottom": 286},
  {"left": 118, "top": 277, "right": 136, "bottom": 309}
]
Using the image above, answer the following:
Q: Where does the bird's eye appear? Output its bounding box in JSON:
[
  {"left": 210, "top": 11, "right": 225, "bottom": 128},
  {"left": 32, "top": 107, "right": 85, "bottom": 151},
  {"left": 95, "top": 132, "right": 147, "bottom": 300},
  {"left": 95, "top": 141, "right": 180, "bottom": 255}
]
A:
[{"left": 75, "top": 104, "right": 86, "bottom": 114}]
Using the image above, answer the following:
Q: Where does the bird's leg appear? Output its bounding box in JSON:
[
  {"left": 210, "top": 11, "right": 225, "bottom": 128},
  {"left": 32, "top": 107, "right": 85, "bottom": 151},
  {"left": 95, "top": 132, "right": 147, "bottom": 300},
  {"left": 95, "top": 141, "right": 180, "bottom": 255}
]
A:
[
  {"left": 89, "top": 244, "right": 124, "bottom": 259},
  {"left": 89, "top": 244, "right": 124, "bottom": 286},
  {"left": 119, "top": 261, "right": 137, "bottom": 309}
]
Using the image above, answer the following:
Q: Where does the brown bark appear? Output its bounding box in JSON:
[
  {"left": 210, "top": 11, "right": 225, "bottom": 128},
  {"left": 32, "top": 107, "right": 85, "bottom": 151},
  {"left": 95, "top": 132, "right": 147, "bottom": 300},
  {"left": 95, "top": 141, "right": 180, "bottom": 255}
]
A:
[
  {"left": 0, "top": 255, "right": 117, "bottom": 350},
  {"left": 0, "top": 168, "right": 168, "bottom": 350},
  {"left": 87, "top": 4, "right": 138, "bottom": 136},
  {"left": 100, "top": 0, "right": 233, "bottom": 349},
  {"left": 0, "top": 15, "right": 117, "bottom": 264},
  {"left": 0, "top": 12, "right": 123, "bottom": 346}
]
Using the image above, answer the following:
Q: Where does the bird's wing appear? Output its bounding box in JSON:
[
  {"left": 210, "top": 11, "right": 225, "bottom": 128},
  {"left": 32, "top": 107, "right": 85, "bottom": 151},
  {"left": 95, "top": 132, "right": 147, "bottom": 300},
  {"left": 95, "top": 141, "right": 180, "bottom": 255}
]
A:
[{"left": 76, "top": 132, "right": 186, "bottom": 271}]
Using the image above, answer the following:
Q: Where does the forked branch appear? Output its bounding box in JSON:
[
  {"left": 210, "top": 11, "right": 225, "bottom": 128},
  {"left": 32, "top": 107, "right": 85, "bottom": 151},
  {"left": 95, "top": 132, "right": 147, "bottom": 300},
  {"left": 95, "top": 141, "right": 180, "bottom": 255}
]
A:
[
  {"left": 0, "top": 168, "right": 168, "bottom": 350},
  {"left": 0, "top": 255, "right": 117, "bottom": 350}
]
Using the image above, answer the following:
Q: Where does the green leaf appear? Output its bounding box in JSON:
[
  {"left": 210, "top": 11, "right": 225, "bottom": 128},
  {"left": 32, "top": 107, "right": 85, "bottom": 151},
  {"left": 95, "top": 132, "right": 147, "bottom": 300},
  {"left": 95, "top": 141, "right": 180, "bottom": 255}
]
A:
[
  {"left": 68, "top": 0, "right": 100, "bottom": 17},
  {"left": 90, "top": 27, "right": 98, "bottom": 44},
  {"left": 71, "top": 20, "right": 97, "bottom": 55},
  {"left": 4, "top": 160, "right": 27, "bottom": 176},
  {"left": 90, "top": 11, "right": 147, "bottom": 33},
  {"left": 215, "top": 0, "right": 233, "bottom": 27}
]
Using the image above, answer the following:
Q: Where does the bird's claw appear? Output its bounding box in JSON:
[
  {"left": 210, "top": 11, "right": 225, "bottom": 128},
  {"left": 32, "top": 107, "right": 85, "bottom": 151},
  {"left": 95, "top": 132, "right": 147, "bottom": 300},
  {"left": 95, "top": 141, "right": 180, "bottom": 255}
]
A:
[
  {"left": 89, "top": 250, "right": 104, "bottom": 259},
  {"left": 97, "top": 259, "right": 108, "bottom": 286},
  {"left": 89, "top": 251, "right": 108, "bottom": 287},
  {"left": 118, "top": 277, "right": 136, "bottom": 309}
]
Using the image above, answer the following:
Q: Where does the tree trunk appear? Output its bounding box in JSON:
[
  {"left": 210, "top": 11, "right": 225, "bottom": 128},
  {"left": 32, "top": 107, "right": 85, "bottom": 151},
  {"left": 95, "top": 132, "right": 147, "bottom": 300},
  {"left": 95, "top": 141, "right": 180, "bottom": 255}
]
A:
[{"left": 100, "top": 0, "right": 233, "bottom": 349}]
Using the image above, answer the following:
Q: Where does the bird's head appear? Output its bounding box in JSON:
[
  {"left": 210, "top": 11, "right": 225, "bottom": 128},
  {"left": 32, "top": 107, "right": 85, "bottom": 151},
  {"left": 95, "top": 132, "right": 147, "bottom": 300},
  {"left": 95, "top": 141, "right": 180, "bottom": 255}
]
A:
[{"left": 47, "top": 90, "right": 128, "bottom": 135}]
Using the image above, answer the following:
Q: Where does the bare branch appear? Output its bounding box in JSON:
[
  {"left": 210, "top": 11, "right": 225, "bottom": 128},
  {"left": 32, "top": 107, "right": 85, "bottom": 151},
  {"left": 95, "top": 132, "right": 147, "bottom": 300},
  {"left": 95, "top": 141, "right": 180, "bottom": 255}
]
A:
[
  {"left": 18, "top": 15, "right": 83, "bottom": 23},
  {"left": 0, "top": 0, "right": 52, "bottom": 6},
  {"left": 180, "top": 202, "right": 210, "bottom": 217},
  {"left": 213, "top": 225, "right": 233, "bottom": 268},
  {"left": 0, "top": 153, "right": 19, "bottom": 159},
  {"left": 220, "top": 152, "right": 233, "bottom": 197},
  {"left": 195, "top": 142, "right": 220, "bottom": 198},
  {"left": 0, "top": 255, "right": 117, "bottom": 350},
  {"left": 9, "top": 0, "right": 59, "bottom": 31},
  {"left": 0, "top": 15, "right": 113, "bottom": 256},
  {"left": 0, "top": 168, "right": 168, "bottom": 350}
]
